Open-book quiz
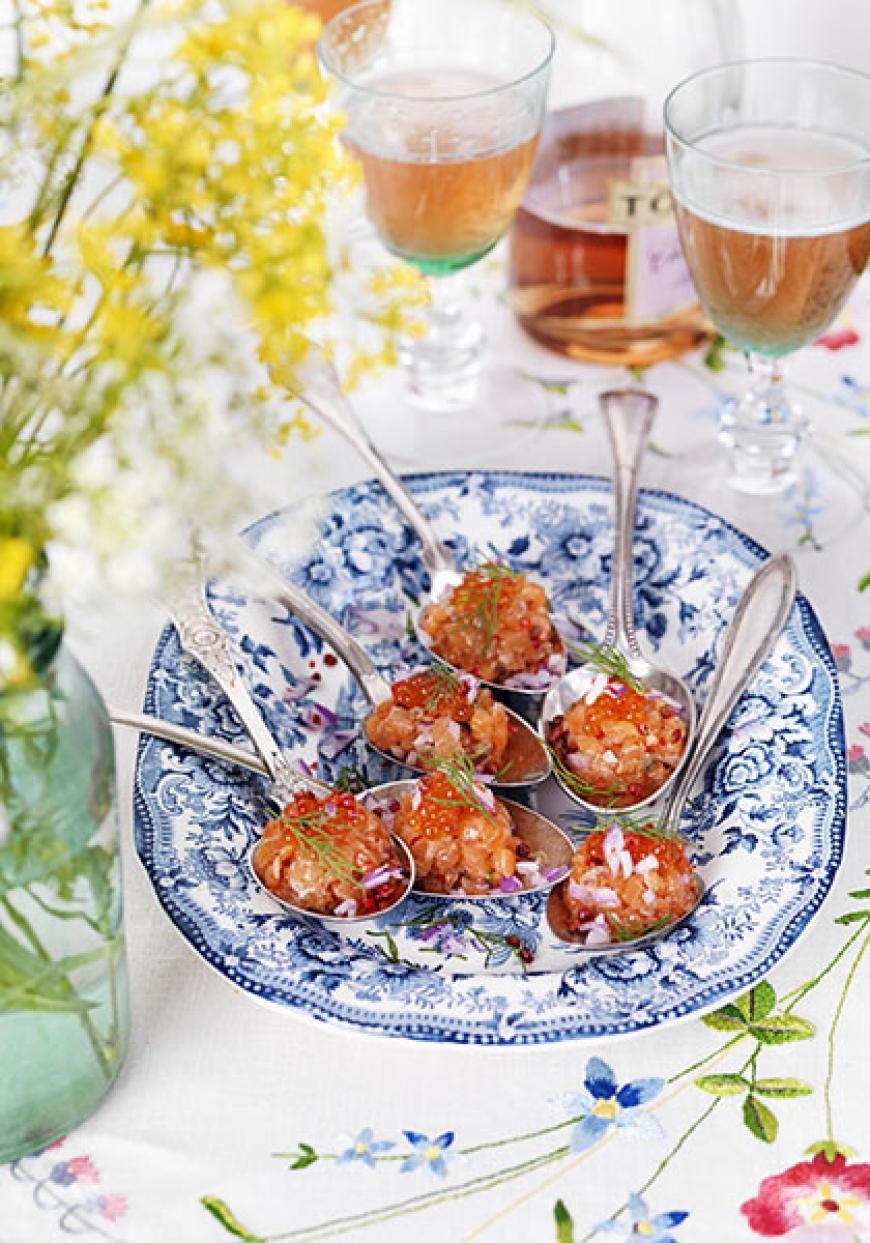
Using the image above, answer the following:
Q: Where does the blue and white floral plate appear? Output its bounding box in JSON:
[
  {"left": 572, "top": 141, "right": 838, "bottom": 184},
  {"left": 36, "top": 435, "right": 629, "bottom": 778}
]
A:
[{"left": 133, "top": 471, "right": 846, "bottom": 1045}]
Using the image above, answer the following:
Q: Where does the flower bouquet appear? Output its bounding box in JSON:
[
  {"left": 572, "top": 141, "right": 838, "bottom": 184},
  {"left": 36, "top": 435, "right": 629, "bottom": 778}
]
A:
[{"left": 0, "top": 0, "right": 417, "bottom": 1160}]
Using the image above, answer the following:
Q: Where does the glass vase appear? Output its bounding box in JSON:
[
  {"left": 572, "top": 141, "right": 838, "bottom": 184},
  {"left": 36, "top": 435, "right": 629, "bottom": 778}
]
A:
[{"left": 0, "top": 638, "right": 128, "bottom": 1162}]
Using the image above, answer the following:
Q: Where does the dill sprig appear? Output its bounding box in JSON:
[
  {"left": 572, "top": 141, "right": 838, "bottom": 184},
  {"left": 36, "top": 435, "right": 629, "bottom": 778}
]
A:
[
  {"left": 425, "top": 750, "right": 502, "bottom": 831},
  {"left": 566, "top": 640, "right": 645, "bottom": 694},
  {"left": 590, "top": 809, "right": 683, "bottom": 843},
  {"left": 465, "top": 559, "right": 523, "bottom": 656},
  {"left": 270, "top": 802, "right": 360, "bottom": 887},
  {"left": 546, "top": 742, "right": 624, "bottom": 806},
  {"left": 423, "top": 660, "right": 463, "bottom": 714}
]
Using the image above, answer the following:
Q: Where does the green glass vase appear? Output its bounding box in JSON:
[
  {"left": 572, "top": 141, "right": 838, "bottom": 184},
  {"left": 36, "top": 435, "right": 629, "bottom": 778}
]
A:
[{"left": 0, "top": 639, "right": 129, "bottom": 1162}]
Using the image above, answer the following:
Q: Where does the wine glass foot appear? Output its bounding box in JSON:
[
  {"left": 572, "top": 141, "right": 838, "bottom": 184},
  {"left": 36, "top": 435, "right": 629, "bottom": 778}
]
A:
[
  {"left": 347, "top": 362, "right": 550, "bottom": 469},
  {"left": 719, "top": 394, "right": 810, "bottom": 496}
]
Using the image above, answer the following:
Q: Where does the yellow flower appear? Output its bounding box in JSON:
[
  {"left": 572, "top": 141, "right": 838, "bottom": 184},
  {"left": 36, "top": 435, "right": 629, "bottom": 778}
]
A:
[{"left": 0, "top": 540, "right": 36, "bottom": 601}]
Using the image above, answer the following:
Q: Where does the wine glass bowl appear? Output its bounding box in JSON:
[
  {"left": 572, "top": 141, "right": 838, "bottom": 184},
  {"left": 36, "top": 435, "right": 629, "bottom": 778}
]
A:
[
  {"left": 665, "top": 59, "right": 870, "bottom": 494},
  {"left": 318, "top": 0, "right": 554, "bottom": 462}
]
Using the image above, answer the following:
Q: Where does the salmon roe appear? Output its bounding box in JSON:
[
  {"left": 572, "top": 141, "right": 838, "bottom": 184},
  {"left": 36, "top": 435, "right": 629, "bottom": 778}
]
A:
[
  {"left": 548, "top": 677, "right": 688, "bottom": 806},
  {"left": 365, "top": 669, "right": 510, "bottom": 774},
  {"left": 391, "top": 770, "right": 520, "bottom": 896}
]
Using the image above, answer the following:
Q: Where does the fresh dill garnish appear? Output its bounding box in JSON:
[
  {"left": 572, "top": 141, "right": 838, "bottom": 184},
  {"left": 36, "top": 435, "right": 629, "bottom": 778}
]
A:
[
  {"left": 590, "top": 809, "right": 683, "bottom": 843},
  {"left": 423, "top": 660, "right": 463, "bottom": 713},
  {"left": 463, "top": 560, "right": 523, "bottom": 656},
  {"left": 333, "top": 765, "right": 372, "bottom": 795},
  {"left": 425, "top": 749, "right": 502, "bottom": 830},
  {"left": 268, "top": 802, "right": 361, "bottom": 887},
  {"left": 566, "top": 640, "right": 645, "bottom": 693},
  {"left": 546, "top": 742, "right": 624, "bottom": 805}
]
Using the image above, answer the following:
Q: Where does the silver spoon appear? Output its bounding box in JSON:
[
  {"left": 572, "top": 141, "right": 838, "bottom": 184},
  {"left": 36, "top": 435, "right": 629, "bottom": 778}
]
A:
[
  {"left": 546, "top": 552, "right": 798, "bottom": 951},
  {"left": 168, "top": 584, "right": 415, "bottom": 926},
  {"left": 169, "top": 584, "right": 573, "bottom": 904},
  {"left": 284, "top": 343, "right": 568, "bottom": 701},
  {"left": 540, "top": 389, "right": 697, "bottom": 813},
  {"left": 245, "top": 557, "right": 551, "bottom": 789}
]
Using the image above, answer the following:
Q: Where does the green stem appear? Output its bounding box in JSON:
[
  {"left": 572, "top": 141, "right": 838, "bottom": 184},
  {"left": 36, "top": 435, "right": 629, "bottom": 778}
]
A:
[
  {"left": 0, "top": 895, "right": 112, "bottom": 1081},
  {"left": 667, "top": 1032, "right": 746, "bottom": 1084},
  {"left": 782, "top": 920, "right": 869, "bottom": 1012},
  {"left": 823, "top": 924, "right": 870, "bottom": 1142},
  {"left": 41, "top": 0, "right": 151, "bottom": 257},
  {"left": 266, "top": 1147, "right": 570, "bottom": 1242}
]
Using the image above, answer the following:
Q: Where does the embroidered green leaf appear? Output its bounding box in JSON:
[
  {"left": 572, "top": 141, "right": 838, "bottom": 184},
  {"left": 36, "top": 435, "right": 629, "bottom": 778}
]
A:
[
  {"left": 753, "top": 1078, "right": 813, "bottom": 1099},
  {"left": 805, "top": 1140, "right": 858, "bottom": 1161},
  {"left": 290, "top": 1142, "right": 318, "bottom": 1171},
  {"left": 735, "top": 981, "right": 776, "bottom": 1022},
  {"left": 749, "top": 1014, "right": 815, "bottom": 1044},
  {"left": 743, "top": 1095, "right": 778, "bottom": 1144},
  {"left": 200, "top": 1197, "right": 265, "bottom": 1242},
  {"left": 701, "top": 1003, "right": 747, "bottom": 1032},
  {"left": 695, "top": 1073, "right": 750, "bottom": 1097},
  {"left": 859, "top": 571, "right": 870, "bottom": 593},
  {"left": 847, "top": 887, "right": 870, "bottom": 900},
  {"left": 554, "top": 1199, "right": 575, "bottom": 1243},
  {"left": 834, "top": 911, "right": 870, "bottom": 925}
]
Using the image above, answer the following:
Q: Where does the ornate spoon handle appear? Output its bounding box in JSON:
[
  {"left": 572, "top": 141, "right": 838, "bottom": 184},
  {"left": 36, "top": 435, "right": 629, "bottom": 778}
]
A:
[
  {"left": 600, "top": 389, "right": 658, "bottom": 659},
  {"left": 169, "top": 586, "right": 312, "bottom": 804}
]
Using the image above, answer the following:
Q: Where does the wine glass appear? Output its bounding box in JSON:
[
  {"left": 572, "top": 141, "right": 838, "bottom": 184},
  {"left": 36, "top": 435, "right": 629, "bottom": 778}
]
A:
[
  {"left": 318, "top": 0, "right": 554, "bottom": 466},
  {"left": 665, "top": 59, "right": 870, "bottom": 495}
]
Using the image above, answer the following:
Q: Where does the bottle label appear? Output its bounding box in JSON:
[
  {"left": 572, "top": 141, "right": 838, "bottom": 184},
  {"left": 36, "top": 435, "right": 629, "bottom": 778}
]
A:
[{"left": 609, "top": 156, "right": 697, "bottom": 325}]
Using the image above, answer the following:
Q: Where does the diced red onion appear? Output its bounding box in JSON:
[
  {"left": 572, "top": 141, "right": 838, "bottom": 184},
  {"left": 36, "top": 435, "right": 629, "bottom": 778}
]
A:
[
  {"left": 498, "top": 875, "right": 523, "bottom": 893},
  {"left": 333, "top": 898, "right": 358, "bottom": 918}
]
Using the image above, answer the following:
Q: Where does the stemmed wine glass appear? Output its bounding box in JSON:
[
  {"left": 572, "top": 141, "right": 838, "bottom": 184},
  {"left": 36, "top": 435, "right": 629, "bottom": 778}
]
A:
[
  {"left": 665, "top": 59, "right": 870, "bottom": 495},
  {"left": 318, "top": 0, "right": 554, "bottom": 466}
]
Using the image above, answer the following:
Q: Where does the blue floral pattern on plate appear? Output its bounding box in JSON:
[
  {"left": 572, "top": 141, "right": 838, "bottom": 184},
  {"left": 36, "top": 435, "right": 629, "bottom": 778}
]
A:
[{"left": 132, "top": 471, "right": 846, "bottom": 1045}]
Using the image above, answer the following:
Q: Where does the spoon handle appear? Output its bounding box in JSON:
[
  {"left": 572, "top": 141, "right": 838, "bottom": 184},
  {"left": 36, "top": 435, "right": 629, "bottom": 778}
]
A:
[
  {"left": 289, "top": 359, "right": 456, "bottom": 581},
  {"left": 240, "top": 558, "right": 392, "bottom": 707},
  {"left": 600, "top": 389, "right": 658, "bottom": 659},
  {"left": 110, "top": 708, "right": 269, "bottom": 777},
  {"left": 170, "top": 585, "right": 309, "bottom": 803},
  {"left": 663, "top": 553, "right": 798, "bottom": 832}
]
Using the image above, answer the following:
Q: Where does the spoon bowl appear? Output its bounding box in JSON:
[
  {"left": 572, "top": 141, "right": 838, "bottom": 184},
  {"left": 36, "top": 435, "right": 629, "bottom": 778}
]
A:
[
  {"left": 242, "top": 551, "right": 553, "bottom": 789},
  {"left": 247, "top": 830, "right": 416, "bottom": 927},
  {"left": 545, "top": 552, "right": 798, "bottom": 951},
  {"left": 546, "top": 873, "right": 706, "bottom": 950},
  {"left": 284, "top": 341, "right": 568, "bottom": 703},
  {"left": 167, "top": 584, "right": 417, "bottom": 926},
  {"left": 542, "top": 389, "right": 696, "bottom": 814},
  {"left": 362, "top": 779, "right": 574, "bottom": 901}
]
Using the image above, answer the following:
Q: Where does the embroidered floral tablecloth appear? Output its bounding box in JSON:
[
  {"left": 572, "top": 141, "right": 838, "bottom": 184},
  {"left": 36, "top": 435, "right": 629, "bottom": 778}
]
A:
[{"left": 4, "top": 269, "right": 870, "bottom": 1243}]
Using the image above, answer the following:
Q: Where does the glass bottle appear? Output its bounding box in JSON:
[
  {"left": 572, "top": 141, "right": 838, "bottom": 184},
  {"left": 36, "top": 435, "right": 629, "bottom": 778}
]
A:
[
  {"left": 507, "top": 0, "right": 742, "bottom": 367},
  {"left": 0, "top": 621, "right": 128, "bottom": 1162}
]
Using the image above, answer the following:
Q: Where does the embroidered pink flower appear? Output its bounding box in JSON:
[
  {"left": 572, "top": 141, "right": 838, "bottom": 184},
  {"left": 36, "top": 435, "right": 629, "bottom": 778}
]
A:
[
  {"left": 66, "top": 1155, "right": 99, "bottom": 1183},
  {"left": 855, "top": 626, "right": 870, "bottom": 646},
  {"left": 814, "top": 328, "right": 860, "bottom": 351},
  {"left": 859, "top": 723, "right": 870, "bottom": 740},
  {"left": 741, "top": 1153, "right": 870, "bottom": 1236},
  {"left": 97, "top": 1194, "right": 128, "bottom": 1222}
]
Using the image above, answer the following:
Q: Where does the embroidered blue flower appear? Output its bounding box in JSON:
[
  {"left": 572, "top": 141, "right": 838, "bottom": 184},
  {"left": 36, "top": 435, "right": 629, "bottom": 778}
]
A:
[
  {"left": 335, "top": 1128, "right": 394, "bottom": 1169},
  {"left": 594, "top": 1192, "right": 688, "bottom": 1241},
  {"left": 399, "top": 1131, "right": 458, "bottom": 1177},
  {"left": 561, "top": 1057, "right": 664, "bottom": 1152}
]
